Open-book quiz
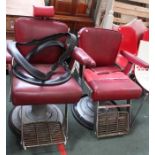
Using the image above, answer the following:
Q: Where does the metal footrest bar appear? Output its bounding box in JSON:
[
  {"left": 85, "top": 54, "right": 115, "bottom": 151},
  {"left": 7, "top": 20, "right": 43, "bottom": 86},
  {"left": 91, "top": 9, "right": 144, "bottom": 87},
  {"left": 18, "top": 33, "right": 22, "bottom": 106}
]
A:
[{"left": 22, "top": 121, "right": 66, "bottom": 148}]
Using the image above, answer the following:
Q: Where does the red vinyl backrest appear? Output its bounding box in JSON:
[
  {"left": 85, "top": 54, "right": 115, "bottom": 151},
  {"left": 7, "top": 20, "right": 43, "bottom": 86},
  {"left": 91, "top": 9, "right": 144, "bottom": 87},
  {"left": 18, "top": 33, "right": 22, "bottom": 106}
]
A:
[
  {"left": 142, "top": 30, "right": 149, "bottom": 41},
  {"left": 126, "top": 19, "right": 148, "bottom": 45},
  {"left": 118, "top": 26, "right": 138, "bottom": 54},
  {"left": 33, "top": 5, "right": 55, "bottom": 17},
  {"left": 15, "top": 17, "right": 68, "bottom": 64},
  {"left": 78, "top": 28, "right": 122, "bottom": 66}
]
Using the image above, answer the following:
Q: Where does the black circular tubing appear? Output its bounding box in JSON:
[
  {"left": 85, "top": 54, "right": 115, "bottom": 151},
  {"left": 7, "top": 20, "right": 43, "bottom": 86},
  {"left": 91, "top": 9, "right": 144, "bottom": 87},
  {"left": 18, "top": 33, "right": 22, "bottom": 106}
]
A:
[{"left": 8, "top": 32, "right": 77, "bottom": 86}]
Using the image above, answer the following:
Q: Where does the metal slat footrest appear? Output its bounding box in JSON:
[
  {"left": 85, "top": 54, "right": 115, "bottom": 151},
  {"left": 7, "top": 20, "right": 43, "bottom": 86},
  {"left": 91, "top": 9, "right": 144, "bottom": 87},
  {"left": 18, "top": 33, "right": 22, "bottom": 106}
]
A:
[
  {"left": 96, "top": 102, "right": 130, "bottom": 138},
  {"left": 22, "top": 121, "right": 66, "bottom": 148}
]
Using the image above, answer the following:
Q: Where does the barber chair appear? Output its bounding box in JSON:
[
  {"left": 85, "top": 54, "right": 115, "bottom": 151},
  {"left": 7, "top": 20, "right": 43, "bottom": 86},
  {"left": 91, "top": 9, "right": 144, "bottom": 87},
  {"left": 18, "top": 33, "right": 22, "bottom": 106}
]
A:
[
  {"left": 7, "top": 6, "right": 83, "bottom": 149},
  {"left": 72, "top": 28, "right": 149, "bottom": 138},
  {"left": 116, "top": 19, "right": 148, "bottom": 71},
  {"left": 131, "top": 29, "right": 149, "bottom": 127}
]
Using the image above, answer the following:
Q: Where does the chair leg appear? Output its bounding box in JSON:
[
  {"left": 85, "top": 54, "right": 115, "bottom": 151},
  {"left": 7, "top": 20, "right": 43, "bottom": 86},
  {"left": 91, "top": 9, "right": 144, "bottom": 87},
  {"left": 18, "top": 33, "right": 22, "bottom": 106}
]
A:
[
  {"left": 127, "top": 100, "right": 131, "bottom": 126},
  {"left": 94, "top": 101, "right": 99, "bottom": 136},
  {"left": 130, "top": 92, "right": 149, "bottom": 128},
  {"left": 64, "top": 104, "right": 68, "bottom": 143},
  {"left": 20, "top": 106, "right": 26, "bottom": 150}
]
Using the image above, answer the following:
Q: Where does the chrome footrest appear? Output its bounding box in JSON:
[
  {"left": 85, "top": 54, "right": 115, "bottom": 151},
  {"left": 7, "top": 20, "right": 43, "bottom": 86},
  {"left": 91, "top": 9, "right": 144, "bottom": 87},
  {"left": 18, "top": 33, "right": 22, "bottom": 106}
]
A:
[{"left": 22, "top": 121, "right": 66, "bottom": 148}]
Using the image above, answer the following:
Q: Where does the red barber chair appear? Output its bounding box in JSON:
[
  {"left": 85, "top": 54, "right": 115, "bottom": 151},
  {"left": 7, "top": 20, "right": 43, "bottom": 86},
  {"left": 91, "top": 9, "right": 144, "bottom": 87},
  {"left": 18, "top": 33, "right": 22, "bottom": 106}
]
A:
[
  {"left": 116, "top": 19, "right": 148, "bottom": 71},
  {"left": 7, "top": 6, "right": 83, "bottom": 149},
  {"left": 72, "top": 28, "right": 149, "bottom": 138}
]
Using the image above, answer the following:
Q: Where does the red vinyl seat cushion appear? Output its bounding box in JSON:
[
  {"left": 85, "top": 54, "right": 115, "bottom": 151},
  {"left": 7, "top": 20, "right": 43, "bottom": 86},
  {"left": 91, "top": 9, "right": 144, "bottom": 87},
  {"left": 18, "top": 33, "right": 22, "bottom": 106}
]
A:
[
  {"left": 84, "top": 68, "right": 142, "bottom": 101},
  {"left": 90, "top": 65, "right": 121, "bottom": 74},
  {"left": 12, "top": 65, "right": 82, "bottom": 105}
]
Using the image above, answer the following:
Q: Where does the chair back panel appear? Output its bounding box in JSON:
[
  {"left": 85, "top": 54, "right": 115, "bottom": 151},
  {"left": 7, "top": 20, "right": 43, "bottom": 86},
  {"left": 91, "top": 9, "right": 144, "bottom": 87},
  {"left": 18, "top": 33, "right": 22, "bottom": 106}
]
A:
[
  {"left": 142, "top": 30, "right": 149, "bottom": 41},
  {"left": 118, "top": 26, "right": 138, "bottom": 54},
  {"left": 78, "top": 28, "right": 122, "bottom": 66},
  {"left": 15, "top": 17, "right": 68, "bottom": 64},
  {"left": 126, "top": 19, "right": 147, "bottom": 45}
]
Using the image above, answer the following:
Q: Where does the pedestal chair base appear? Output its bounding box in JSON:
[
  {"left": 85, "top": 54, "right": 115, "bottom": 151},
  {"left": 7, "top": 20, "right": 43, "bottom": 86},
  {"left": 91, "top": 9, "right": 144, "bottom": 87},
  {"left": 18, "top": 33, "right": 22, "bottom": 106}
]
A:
[{"left": 9, "top": 105, "right": 67, "bottom": 149}]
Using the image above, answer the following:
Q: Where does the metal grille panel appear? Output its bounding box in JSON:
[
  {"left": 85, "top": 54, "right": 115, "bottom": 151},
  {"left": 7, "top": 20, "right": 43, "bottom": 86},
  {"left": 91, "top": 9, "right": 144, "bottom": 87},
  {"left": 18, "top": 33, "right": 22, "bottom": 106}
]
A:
[
  {"left": 22, "top": 122, "right": 65, "bottom": 148},
  {"left": 97, "top": 106, "right": 130, "bottom": 138}
]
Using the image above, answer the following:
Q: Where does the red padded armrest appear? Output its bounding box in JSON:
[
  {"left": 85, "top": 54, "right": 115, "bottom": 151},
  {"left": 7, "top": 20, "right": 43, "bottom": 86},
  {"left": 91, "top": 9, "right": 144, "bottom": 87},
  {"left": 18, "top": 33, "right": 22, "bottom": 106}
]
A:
[
  {"left": 120, "top": 50, "right": 149, "bottom": 69},
  {"left": 6, "top": 50, "right": 12, "bottom": 64},
  {"left": 72, "top": 47, "right": 96, "bottom": 68},
  {"left": 6, "top": 40, "right": 13, "bottom": 65},
  {"left": 33, "top": 6, "right": 55, "bottom": 17}
]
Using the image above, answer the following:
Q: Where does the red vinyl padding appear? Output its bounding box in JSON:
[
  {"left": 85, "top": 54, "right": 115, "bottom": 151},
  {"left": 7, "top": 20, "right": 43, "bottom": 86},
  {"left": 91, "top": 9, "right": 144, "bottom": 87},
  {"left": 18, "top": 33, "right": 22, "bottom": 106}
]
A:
[
  {"left": 11, "top": 17, "right": 83, "bottom": 106},
  {"left": 78, "top": 28, "right": 122, "bottom": 67},
  {"left": 12, "top": 65, "right": 82, "bottom": 105},
  {"left": 116, "top": 19, "right": 148, "bottom": 70},
  {"left": 15, "top": 17, "right": 68, "bottom": 64},
  {"left": 78, "top": 28, "right": 142, "bottom": 102},
  {"left": 33, "top": 6, "right": 55, "bottom": 17},
  {"left": 121, "top": 50, "right": 149, "bottom": 69},
  {"left": 84, "top": 69, "right": 142, "bottom": 101},
  {"left": 6, "top": 40, "right": 12, "bottom": 64},
  {"left": 72, "top": 47, "right": 96, "bottom": 68},
  {"left": 142, "top": 30, "right": 149, "bottom": 41},
  {"left": 126, "top": 19, "right": 147, "bottom": 44},
  {"left": 6, "top": 50, "right": 12, "bottom": 64}
]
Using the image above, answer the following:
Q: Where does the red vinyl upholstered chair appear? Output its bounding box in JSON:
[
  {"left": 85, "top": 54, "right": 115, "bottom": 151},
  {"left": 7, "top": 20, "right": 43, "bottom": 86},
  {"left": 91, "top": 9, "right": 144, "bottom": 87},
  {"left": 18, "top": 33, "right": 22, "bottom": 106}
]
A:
[
  {"left": 7, "top": 6, "right": 83, "bottom": 149},
  {"left": 115, "top": 19, "right": 148, "bottom": 72},
  {"left": 72, "top": 28, "right": 149, "bottom": 137}
]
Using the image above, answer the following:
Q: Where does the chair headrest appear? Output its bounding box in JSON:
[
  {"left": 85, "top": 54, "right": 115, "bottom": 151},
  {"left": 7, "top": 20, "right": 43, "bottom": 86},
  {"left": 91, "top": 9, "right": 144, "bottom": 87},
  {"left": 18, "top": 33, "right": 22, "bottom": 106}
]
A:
[{"left": 33, "top": 6, "right": 55, "bottom": 17}]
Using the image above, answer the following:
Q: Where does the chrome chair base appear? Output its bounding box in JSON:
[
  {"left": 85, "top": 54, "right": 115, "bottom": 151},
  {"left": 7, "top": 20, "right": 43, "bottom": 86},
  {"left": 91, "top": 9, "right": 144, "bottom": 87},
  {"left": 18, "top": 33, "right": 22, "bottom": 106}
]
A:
[
  {"left": 72, "top": 96, "right": 95, "bottom": 130},
  {"left": 9, "top": 105, "right": 64, "bottom": 134}
]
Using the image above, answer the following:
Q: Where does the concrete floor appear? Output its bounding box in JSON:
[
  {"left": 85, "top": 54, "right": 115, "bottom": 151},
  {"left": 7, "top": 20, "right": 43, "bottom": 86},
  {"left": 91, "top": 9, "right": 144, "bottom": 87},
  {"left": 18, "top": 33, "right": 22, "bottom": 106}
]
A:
[{"left": 6, "top": 75, "right": 149, "bottom": 155}]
